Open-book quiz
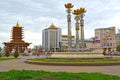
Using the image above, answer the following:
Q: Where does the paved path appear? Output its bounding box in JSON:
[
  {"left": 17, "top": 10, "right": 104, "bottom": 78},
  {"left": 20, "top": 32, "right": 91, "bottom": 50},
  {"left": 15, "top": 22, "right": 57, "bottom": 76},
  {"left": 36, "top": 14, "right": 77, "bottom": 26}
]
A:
[{"left": 0, "top": 56, "right": 120, "bottom": 76}]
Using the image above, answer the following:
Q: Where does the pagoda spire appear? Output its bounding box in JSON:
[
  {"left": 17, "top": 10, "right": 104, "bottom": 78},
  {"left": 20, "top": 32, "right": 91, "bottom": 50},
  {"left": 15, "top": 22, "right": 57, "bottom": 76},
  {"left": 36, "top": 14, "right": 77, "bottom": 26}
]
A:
[{"left": 16, "top": 21, "right": 20, "bottom": 27}]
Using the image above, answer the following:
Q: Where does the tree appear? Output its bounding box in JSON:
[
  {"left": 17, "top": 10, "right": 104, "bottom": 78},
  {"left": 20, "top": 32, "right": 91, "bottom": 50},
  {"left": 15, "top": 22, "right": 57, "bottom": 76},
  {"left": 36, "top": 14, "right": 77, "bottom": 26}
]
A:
[
  {"left": 32, "top": 45, "right": 43, "bottom": 54},
  {"left": 33, "top": 45, "right": 43, "bottom": 51},
  {"left": 116, "top": 45, "right": 120, "bottom": 52},
  {"left": 5, "top": 51, "right": 10, "bottom": 57},
  {"left": 14, "top": 51, "right": 19, "bottom": 58}
]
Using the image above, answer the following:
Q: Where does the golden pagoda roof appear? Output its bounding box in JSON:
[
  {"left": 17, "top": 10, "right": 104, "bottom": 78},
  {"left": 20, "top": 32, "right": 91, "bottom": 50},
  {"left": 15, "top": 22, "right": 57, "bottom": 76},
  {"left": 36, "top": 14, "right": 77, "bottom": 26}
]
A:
[
  {"left": 15, "top": 22, "right": 21, "bottom": 27},
  {"left": 48, "top": 23, "right": 58, "bottom": 29}
]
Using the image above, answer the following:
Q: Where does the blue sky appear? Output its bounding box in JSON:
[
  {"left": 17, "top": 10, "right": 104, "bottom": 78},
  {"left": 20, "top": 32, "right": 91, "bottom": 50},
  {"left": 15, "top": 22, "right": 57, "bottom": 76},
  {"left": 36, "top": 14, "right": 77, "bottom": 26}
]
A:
[{"left": 0, "top": 0, "right": 120, "bottom": 48}]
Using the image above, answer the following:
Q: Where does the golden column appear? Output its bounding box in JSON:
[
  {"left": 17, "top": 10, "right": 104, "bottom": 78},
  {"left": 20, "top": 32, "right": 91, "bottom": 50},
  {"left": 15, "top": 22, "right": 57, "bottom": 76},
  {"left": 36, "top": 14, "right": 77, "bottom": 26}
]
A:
[
  {"left": 79, "top": 7, "right": 86, "bottom": 49},
  {"left": 73, "top": 9, "right": 81, "bottom": 51},
  {"left": 65, "top": 3, "right": 74, "bottom": 49}
]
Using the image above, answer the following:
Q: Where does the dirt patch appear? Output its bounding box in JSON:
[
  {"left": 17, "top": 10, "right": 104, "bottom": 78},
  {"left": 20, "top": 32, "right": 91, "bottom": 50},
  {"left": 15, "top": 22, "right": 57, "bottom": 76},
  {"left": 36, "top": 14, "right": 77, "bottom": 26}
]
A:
[
  {"left": 0, "top": 78, "right": 3, "bottom": 80},
  {"left": 43, "top": 76, "right": 54, "bottom": 80}
]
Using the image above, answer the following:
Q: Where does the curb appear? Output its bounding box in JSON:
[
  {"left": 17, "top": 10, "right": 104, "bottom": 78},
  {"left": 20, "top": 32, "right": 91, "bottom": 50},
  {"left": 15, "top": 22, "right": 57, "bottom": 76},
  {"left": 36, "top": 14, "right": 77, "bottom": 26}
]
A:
[{"left": 25, "top": 61, "right": 120, "bottom": 66}]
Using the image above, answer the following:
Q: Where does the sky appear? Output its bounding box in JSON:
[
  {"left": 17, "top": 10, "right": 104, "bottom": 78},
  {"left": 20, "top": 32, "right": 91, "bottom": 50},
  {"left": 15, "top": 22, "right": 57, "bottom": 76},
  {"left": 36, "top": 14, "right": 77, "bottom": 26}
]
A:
[{"left": 0, "top": 0, "right": 120, "bottom": 48}]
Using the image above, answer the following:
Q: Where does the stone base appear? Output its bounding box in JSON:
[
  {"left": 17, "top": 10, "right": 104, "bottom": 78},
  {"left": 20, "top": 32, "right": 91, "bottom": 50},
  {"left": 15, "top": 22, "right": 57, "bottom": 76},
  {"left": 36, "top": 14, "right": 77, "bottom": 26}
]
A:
[
  {"left": 65, "top": 48, "right": 91, "bottom": 52},
  {"left": 50, "top": 52, "right": 104, "bottom": 58}
]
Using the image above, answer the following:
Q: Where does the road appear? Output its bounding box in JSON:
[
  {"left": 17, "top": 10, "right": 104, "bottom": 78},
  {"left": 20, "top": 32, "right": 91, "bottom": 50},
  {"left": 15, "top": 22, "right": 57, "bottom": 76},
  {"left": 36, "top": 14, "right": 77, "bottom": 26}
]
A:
[{"left": 0, "top": 56, "right": 120, "bottom": 76}]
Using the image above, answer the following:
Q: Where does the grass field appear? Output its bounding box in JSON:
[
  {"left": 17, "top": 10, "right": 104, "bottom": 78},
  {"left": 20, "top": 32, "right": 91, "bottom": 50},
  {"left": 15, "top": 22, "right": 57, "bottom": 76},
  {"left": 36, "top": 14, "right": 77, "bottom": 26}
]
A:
[
  {"left": 0, "top": 57, "right": 17, "bottom": 61},
  {"left": 0, "top": 70, "right": 119, "bottom": 80},
  {"left": 27, "top": 58, "right": 120, "bottom": 64}
]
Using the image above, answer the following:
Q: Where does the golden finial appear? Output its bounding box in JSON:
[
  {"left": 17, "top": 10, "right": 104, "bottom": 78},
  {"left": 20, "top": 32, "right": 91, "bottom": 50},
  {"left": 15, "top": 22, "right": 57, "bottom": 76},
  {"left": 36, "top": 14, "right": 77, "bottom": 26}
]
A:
[
  {"left": 16, "top": 21, "right": 20, "bottom": 27},
  {"left": 79, "top": 7, "right": 87, "bottom": 13},
  {"left": 65, "top": 3, "right": 74, "bottom": 9},
  {"left": 73, "top": 9, "right": 81, "bottom": 15}
]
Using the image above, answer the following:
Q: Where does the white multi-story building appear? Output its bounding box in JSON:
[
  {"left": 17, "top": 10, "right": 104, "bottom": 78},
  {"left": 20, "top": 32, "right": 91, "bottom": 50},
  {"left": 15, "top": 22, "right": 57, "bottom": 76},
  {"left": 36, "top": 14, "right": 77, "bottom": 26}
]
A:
[
  {"left": 42, "top": 23, "right": 62, "bottom": 51},
  {"left": 61, "top": 35, "right": 75, "bottom": 49}
]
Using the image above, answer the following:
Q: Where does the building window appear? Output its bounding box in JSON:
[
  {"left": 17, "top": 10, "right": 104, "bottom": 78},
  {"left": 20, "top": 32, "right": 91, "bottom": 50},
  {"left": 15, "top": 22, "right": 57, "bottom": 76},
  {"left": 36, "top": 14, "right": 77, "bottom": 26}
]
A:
[
  {"left": 116, "top": 43, "right": 118, "bottom": 45},
  {"left": 104, "top": 43, "right": 106, "bottom": 46},
  {"left": 110, "top": 43, "right": 112, "bottom": 46},
  {"left": 107, "top": 43, "right": 109, "bottom": 46}
]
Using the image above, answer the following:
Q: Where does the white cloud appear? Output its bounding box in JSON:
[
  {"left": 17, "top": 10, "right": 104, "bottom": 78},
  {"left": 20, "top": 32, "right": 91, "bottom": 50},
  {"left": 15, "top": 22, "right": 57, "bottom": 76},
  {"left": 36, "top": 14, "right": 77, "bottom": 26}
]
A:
[
  {"left": 24, "top": 31, "right": 42, "bottom": 48},
  {"left": 0, "top": 32, "right": 10, "bottom": 47},
  {"left": 0, "top": 0, "right": 120, "bottom": 48}
]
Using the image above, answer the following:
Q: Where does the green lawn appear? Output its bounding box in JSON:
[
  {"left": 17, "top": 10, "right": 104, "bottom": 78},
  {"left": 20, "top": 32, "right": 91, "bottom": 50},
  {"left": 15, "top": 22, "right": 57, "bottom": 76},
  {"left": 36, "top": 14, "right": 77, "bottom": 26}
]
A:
[
  {"left": 27, "top": 58, "right": 120, "bottom": 64},
  {"left": 0, "top": 57, "right": 17, "bottom": 61},
  {"left": 0, "top": 70, "right": 119, "bottom": 80}
]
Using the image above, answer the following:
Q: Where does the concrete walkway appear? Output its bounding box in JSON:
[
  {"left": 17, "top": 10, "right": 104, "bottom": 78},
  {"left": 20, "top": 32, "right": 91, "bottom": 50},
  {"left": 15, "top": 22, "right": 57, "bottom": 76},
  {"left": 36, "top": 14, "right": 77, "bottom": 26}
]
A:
[{"left": 0, "top": 56, "right": 120, "bottom": 76}]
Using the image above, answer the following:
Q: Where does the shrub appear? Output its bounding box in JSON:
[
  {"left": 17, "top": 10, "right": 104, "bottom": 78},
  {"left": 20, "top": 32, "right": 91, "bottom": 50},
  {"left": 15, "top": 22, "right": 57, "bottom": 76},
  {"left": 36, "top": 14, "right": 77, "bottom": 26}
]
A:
[
  {"left": 14, "top": 51, "right": 19, "bottom": 58},
  {"left": 5, "top": 51, "right": 10, "bottom": 57},
  {"left": 0, "top": 53, "right": 1, "bottom": 57},
  {"left": 102, "top": 50, "right": 106, "bottom": 55},
  {"left": 116, "top": 45, "right": 120, "bottom": 52}
]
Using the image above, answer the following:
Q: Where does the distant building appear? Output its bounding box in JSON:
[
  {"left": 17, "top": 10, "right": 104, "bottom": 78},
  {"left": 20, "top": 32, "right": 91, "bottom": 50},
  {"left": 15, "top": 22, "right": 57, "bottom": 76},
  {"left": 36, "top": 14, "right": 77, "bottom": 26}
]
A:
[
  {"left": 79, "top": 26, "right": 120, "bottom": 52},
  {"left": 42, "top": 25, "right": 120, "bottom": 52},
  {"left": 4, "top": 22, "right": 31, "bottom": 53},
  {"left": 85, "top": 38, "right": 94, "bottom": 49},
  {"left": 94, "top": 27, "right": 120, "bottom": 51},
  {"left": 42, "top": 23, "right": 62, "bottom": 51},
  {"left": 115, "top": 33, "right": 120, "bottom": 48},
  {"left": 61, "top": 35, "right": 75, "bottom": 50}
]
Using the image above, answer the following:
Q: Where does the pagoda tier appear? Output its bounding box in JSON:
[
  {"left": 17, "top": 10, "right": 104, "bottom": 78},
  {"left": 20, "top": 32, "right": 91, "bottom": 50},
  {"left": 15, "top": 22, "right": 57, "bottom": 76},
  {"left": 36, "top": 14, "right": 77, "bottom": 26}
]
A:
[
  {"left": 11, "top": 26, "right": 24, "bottom": 42},
  {"left": 4, "top": 42, "right": 30, "bottom": 53},
  {"left": 4, "top": 22, "right": 31, "bottom": 53}
]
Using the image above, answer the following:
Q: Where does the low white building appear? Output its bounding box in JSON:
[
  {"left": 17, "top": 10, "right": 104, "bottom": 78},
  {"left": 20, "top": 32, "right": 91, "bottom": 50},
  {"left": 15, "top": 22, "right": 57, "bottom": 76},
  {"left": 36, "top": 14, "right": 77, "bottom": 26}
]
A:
[{"left": 61, "top": 35, "right": 75, "bottom": 49}]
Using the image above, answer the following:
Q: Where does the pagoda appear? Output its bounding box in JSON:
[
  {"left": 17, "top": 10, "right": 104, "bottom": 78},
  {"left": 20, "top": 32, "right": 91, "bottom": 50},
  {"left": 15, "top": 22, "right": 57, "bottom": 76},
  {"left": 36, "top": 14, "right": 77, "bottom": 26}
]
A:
[{"left": 4, "top": 22, "right": 31, "bottom": 53}]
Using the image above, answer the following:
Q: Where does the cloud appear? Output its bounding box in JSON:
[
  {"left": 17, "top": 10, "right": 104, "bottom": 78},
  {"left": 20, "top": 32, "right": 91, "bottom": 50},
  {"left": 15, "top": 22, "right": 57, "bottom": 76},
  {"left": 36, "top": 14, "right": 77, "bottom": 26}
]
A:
[
  {"left": 24, "top": 30, "right": 42, "bottom": 48},
  {"left": 0, "top": 32, "right": 10, "bottom": 47},
  {"left": 0, "top": 0, "right": 120, "bottom": 48}
]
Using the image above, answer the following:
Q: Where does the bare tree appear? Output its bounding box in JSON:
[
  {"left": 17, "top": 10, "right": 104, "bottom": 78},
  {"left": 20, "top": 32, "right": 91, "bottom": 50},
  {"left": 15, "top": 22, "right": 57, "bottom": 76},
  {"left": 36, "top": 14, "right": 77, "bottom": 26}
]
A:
[{"left": 32, "top": 45, "right": 43, "bottom": 55}]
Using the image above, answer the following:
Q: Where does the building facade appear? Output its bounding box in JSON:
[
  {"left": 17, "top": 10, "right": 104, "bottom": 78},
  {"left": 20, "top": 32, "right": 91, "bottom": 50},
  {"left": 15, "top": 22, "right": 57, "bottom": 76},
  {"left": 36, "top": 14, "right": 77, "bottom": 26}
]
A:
[
  {"left": 42, "top": 25, "right": 120, "bottom": 52},
  {"left": 80, "top": 27, "right": 120, "bottom": 53},
  {"left": 61, "top": 35, "right": 75, "bottom": 50},
  {"left": 115, "top": 33, "right": 120, "bottom": 49},
  {"left": 42, "top": 23, "right": 62, "bottom": 51},
  {"left": 95, "top": 27, "right": 115, "bottom": 50}
]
